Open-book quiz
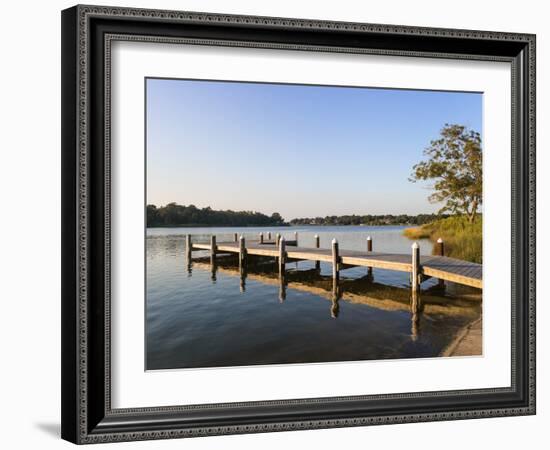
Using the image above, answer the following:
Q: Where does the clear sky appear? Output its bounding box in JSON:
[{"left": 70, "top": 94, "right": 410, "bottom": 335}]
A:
[{"left": 146, "top": 78, "right": 482, "bottom": 221}]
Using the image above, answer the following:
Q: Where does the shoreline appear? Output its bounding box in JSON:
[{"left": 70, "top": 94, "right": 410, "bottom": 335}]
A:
[
  {"left": 441, "top": 316, "right": 482, "bottom": 357},
  {"left": 147, "top": 223, "right": 414, "bottom": 229},
  {"left": 147, "top": 224, "right": 290, "bottom": 228}
]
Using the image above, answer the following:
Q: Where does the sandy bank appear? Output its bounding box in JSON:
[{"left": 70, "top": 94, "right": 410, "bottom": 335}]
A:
[{"left": 441, "top": 317, "right": 482, "bottom": 357}]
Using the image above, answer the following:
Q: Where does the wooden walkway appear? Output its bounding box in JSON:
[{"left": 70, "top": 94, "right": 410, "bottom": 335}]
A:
[{"left": 188, "top": 234, "right": 482, "bottom": 290}]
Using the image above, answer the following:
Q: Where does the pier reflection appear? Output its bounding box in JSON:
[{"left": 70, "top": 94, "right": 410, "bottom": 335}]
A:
[
  {"left": 210, "top": 258, "right": 217, "bottom": 282},
  {"left": 239, "top": 263, "right": 247, "bottom": 292},
  {"left": 331, "top": 278, "right": 342, "bottom": 318},
  {"left": 185, "top": 257, "right": 472, "bottom": 339},
  {"left": 186, "top": 255, "right": 193, "bottom": 277},
  {"left": 279, "top": 273, "right": 286, "bottom": 303}
]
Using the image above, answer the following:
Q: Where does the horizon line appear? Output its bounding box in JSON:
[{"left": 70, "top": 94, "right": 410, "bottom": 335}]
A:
[{"left": 146, "top": 202, "right": 451, "bottom": 221}]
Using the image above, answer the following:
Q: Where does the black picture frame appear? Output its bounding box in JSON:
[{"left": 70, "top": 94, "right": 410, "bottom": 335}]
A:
[{"left": 61, "top": 4, "right": 536, "bottom": 444}]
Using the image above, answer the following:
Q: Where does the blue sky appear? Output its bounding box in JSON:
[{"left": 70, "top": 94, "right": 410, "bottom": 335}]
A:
[{"left": 146, "top": 78, "right": 482, "bottom": 221}]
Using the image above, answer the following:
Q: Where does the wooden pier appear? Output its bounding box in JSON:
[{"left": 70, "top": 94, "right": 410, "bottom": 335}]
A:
[{"left": 187, "top": 233, "right": 482, "bottom": 290}]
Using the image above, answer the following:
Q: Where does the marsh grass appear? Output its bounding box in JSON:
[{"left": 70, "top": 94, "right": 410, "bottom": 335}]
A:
[{"left": 404, "top": 215, "right": 482, "bottom": 264}]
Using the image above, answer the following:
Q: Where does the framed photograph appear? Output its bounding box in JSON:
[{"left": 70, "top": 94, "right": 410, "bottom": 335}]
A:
[{"left": 61, "top": 4, "right": 536, "bottom": 444}]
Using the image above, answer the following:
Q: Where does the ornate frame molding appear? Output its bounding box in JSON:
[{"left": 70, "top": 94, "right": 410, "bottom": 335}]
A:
[{"left": 61, "top": 4, "right": 536, "bottom": 444}]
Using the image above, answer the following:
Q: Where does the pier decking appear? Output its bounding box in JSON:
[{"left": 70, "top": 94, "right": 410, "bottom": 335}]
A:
[{"left": 188, "top": 233, "right": 482, "bottom": 290}]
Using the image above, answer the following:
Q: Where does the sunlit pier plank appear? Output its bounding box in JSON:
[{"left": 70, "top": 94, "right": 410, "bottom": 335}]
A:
[
  {"left": 261, "top": 239, "right": 298, "bottom": 246},
  {"left": 189, "top": 238, "right": 482, "bottom": 289}
]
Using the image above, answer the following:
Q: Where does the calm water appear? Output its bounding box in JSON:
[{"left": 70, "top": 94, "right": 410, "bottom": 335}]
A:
[{"left": 146, "top": 226, "right": 481, "bottom": 370}]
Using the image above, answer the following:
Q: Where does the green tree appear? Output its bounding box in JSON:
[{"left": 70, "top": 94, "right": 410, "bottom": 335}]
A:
[
  {"left": 270, "top": 212, "right": 284, "bottom": 224},
  {"left": 146, "top": 204, "right": 159, "bottom": 226},
  {"left": 410, "top": 124, "right": 482, "bottom": 223}
]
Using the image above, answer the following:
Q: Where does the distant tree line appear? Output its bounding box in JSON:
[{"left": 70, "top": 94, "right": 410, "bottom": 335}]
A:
[
  {"left": 289, "top": 214, "right": 448, "bottom": 226},
  {"left": 147, "top": 203, "right": 286, "bottom": 227}
]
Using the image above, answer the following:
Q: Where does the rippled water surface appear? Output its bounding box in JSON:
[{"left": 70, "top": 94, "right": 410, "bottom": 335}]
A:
[{"left": 146, "top": 226, "right": 481, "bottom": 370}]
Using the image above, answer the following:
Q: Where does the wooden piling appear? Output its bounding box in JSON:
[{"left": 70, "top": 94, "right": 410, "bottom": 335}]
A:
[
  {"left": 239, "top": 235, "right": 246, "bottom": 292},
  {"left": 314, "top": 234, "right": 320, "bottom": 271},
  {"left": 410, "top": 287, "right": 420, "bottom": 341},
  {"left": 411, "top": 242, "right": 420, "bottom": 293},
  {"left": 367, "top": 235, "right": 373, "bottom": 278},
  {"left": 278, "top": 236, "right": 286, "bottom": 277},
  {"left": 436, "top": 238, "right": 445, "bottom": 288},
  {"left": 239, "top": 235, "right": 246, "bottom": 272},
  {"left": 294, "top": 231, "right": 298, "bottom": 245},
  {"left": 332, "top": 238, "right": 339, "bottom": 281},
  {"left": 331, "top": 278, "right": 340, "bottom": 318},
  {"left": 410, "top": 285, "right": 420, "bottom": 313},
  {"left": 233, "top": 232, "right": 238, "bottom": 242},
  {"left": 411, "top": 312, "right": 419, "bottom": 341},
  {"left": 436, "top": 237, "right": 444, "bottom": 257},
  {"left": 186, "top": 234, "right": 192, "bottom": 261},
  {"left": 275, "top": 233, "right": 280, "bottom": 246},
  {"left": 210, "top": 235, "right": 217, "bottom": 266},
  {"left": 259, "top": 232, "right": 264, "bottom": 244},
  {"left": 189, "top": 233, "right": 482, "bottom": 289},
  {"left": 267, "top": 231, "right": 271, "bottom": 240}
]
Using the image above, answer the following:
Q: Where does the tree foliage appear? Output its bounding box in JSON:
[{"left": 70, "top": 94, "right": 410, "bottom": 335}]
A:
[
  {"left": 410, "top": 124, "right": 482, "bottom": 223},
  {"left": 290, "top": 214, "right": 446, "bottom": 226},
  {"left": 147, "top": 203, "right": 286, "bottom": 227}
]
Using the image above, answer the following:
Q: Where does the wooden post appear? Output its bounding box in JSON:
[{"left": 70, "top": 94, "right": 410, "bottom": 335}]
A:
[
  {"left": 259, "top": 232, "right": 264, "bottom": 244},
  {"left": 294, "top": 231, "right": 298, "bottom": 246},
  {"left": 411, "top": 284, "right": 420, "bottom": 313},
  {"left": 186, "top": 234, "right": 193, "bottom": 275},
  {"left": 186, "top": 234, "right": 192, "bottom": 262},
  {"left": 411, "top": 242, "right": 420, "bottom": 293},
  {"left": 239, "top": 234, "right": 246, "bottom": 292},
  {"left": 332, "top": 238, "right": 339, "bottom": 281},
  {"left": 278, "top": 236, "right": 286, "bottom": 277},
  {"left": 366, "top": 235, "right": 373, "bottom": 279},
  {"left": 314, "top": 234, "right": 320, "bottom": 272},
  {"left": 210, "top": 235, "right": 217, "bottom": 266},
  {"left": 239, "top": 235, "right": 246, "bottom": 272},
  {"left": 267, "top": 231, "right": 271, "bottom": 240},
  {"left": 234, "top": 232, "right": 238, "bottom": 242},
  {"left": 411, "top": 313, "right": 419, "bottom": 341},
  {"left": 436, "top": 237, "right": 444, "bottom": 257},
  {"left": 436, "top": 238, "right": 445, "bottom": 288}
]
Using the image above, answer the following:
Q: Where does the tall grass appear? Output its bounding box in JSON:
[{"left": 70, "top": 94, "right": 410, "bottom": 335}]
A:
[{"left": 403, "top": 216, "right": 482, "bottom": 264}]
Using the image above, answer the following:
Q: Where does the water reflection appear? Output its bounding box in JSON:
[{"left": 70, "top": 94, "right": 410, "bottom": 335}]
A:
[
  {"left": 210, "top": 257, "right": 217, "bottom": 283},
  {"left": 192, "top": 254, "right": 431, "bottom": 335},
  {"left": 331, "top": 278, "right": 342, "bottom": 318},
  {"left": 187, "top": 261, "right": 193, "bottom": 277},
  {"left": 240, "top": 266, "right": 247, "bottom": 292},
  {"left": 147, "top": 229, "right": 481, "bottom": 370},
  {"left": 278, "top": 273, "right": 286, "bottom": 303}
]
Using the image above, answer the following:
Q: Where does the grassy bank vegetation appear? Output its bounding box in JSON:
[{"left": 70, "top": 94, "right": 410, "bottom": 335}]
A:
[{"left": 403, "top": 215, "right": 482, "bottom": 264}]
